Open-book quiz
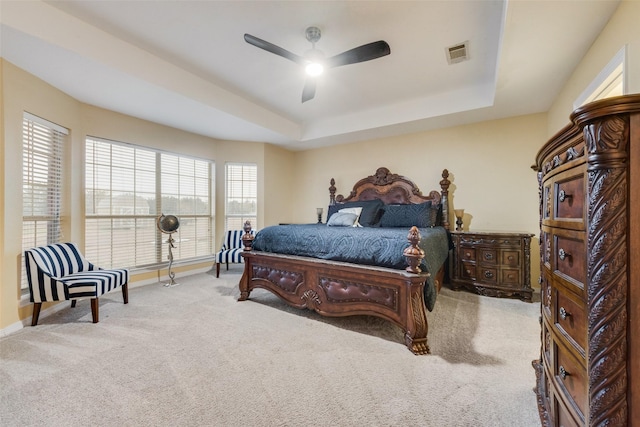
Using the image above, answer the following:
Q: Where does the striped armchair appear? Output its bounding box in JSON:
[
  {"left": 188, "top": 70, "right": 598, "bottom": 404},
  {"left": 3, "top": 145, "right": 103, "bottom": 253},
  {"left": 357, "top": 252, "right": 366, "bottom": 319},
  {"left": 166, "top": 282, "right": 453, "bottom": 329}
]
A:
[
  {"left": 24, "top": 242, "right": 129, "bottom": 326},
  {"left": 215, "top": 229, "right": 255, "bottom": 277}
]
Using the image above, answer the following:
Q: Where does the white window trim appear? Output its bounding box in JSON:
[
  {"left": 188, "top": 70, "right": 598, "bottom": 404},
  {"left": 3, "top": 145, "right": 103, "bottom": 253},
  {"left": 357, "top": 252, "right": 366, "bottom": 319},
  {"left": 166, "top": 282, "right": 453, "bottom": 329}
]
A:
[
  {"left": 85, "top": 136, "right": 215, "bottom": 270},
  {"left": 574, "top": 45, "right": 627, "bottom": 109}
]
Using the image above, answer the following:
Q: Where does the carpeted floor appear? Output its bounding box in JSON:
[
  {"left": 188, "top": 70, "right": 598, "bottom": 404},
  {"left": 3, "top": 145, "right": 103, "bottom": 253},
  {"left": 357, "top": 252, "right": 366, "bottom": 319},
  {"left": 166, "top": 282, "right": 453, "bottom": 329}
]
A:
[{"left": 0, "top": 268, "right": 542, "bottom": 426}]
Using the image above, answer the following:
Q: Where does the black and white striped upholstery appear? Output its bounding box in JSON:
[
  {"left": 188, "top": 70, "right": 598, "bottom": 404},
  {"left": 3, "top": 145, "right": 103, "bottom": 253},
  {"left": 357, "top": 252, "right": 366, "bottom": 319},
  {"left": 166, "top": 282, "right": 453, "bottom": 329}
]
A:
[
  {"left": 25, "top": 242, "right": 129, "bottom": 325},
  {"left": 215, "top": 229, "right": 254, "bottom": 277}
]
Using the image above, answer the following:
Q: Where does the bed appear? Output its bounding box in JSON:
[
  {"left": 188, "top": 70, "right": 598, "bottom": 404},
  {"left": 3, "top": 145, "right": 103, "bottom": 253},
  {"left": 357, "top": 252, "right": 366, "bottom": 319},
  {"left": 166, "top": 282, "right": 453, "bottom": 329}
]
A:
[{"left": 238, "top": 167, "right": 451, "bottom": 354}]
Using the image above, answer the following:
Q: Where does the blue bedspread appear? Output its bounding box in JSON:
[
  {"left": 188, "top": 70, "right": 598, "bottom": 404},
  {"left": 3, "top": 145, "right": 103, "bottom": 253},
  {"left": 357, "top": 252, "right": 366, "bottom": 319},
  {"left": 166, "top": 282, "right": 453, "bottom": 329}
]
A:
[{"left": 251, "top": 224, "right": 450, "bottom": 311}]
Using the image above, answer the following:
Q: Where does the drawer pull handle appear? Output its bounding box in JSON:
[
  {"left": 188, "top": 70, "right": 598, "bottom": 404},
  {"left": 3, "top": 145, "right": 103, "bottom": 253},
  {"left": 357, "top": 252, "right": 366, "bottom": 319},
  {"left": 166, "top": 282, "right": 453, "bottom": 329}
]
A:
[
  {"left": 559, "top": 307, "right": 570, "bottom": 320},
  {"left": 558, "top": 248, "right": 571, "bottom": 261},
  {"left": 465, "top": 252, "right": 472, "bottom": 258},
  {"left": 559, "top": 365, "right": 569, "bottom": 379},
  {"left": 558, "top": 189, "right": 573, "bottom": 202},
  {"left": 484, "top": 253, "right": 494, "bottom": 260},
  {"left": 484, "top": 271, "right": 494, "bottom": 279}
]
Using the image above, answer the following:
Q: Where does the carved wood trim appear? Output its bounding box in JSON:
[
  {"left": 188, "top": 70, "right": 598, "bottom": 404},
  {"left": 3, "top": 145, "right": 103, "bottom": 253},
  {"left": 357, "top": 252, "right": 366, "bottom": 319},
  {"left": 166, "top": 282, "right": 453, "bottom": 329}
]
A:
[
  {"left": 328, "top": 167, "right": 451, "bottom": 230},
  {"left": 585, "top": 116, "right": 629, "bottom": 426}
]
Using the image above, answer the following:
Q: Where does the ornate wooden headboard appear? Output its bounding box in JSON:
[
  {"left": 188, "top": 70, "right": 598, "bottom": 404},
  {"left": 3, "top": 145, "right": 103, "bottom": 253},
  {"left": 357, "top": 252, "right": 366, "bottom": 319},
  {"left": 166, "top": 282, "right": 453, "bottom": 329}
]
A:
[{"left": 328, "top": 167, "right": 451, "bottom": 230}]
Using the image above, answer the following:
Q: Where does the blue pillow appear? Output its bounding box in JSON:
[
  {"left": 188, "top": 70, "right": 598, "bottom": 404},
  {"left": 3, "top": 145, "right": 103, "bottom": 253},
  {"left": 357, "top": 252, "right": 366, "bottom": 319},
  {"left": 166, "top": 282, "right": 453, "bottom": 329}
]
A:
[
  {"left": 379, "top": 201, "right": 434, "bottom": 228},
  {"left": 327, "top": 199, "right": 385, "bottom": 227}
]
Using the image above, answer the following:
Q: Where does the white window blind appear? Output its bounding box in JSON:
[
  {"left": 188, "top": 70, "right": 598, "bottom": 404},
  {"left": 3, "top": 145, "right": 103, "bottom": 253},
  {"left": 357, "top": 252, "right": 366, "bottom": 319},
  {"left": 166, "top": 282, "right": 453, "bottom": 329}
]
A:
[
  {"left": 22, "top": 112, "right": 68, "bottom": 294},
  {"left": 85, "top": 137, "right": 214, "bottom": 269},
  {"left": 225, "top": 163, "right": 257, "bottom": 231}
]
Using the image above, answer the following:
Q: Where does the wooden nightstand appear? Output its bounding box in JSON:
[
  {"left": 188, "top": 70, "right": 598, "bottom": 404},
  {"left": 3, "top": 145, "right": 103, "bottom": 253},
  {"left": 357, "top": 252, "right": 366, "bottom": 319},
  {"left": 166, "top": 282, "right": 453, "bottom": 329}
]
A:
[{"left": 449, "top": 231, "right": 534, "bottom": 302}]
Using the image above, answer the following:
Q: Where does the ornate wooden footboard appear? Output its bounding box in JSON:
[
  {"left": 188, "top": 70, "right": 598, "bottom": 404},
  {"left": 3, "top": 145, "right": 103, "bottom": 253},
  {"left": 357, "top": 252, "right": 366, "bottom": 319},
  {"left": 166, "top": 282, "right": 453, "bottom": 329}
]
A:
[{"left": 238, "top": 167, "right": 450, "bottom": 354}]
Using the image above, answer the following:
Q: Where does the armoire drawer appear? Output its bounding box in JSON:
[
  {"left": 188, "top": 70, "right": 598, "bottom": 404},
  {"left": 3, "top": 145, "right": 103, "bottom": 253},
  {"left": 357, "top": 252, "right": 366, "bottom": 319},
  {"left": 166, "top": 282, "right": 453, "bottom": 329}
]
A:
[
  {"left": 555, "top": 342, "right": 587, "bottom": 419},
  {"left": 556, "top": 397, "right": 580, "bottom": 427},
  {"left": 554, "top": 174, "right": 585, "bottom": 221},
  {"left": 555, "top": 288, "right": 587, "bottom": 353},
  {"left": 553, "top": 233, "right": 586, "bottom": 287}
]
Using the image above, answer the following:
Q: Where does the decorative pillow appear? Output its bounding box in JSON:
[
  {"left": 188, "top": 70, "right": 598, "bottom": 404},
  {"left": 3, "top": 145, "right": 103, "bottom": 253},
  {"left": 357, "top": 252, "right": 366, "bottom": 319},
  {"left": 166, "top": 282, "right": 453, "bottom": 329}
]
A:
[
  {"left": 327, "top": 212, "right": 358, "bottom": 227},
  {"left": 327, "top": 199, "right": 385, "bottom": 227},
  {"left": 379, "top": 201, "right": 434, "bottom": 228},
  {"left": 337, "top": 207, "right": 363, "bottom": 227}
]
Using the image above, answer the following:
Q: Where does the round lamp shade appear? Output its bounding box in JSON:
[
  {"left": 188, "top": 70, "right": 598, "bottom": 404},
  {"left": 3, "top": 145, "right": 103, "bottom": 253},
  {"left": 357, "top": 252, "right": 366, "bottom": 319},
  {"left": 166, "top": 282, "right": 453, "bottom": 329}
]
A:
[{"left": 157, "top": 214, "right": 180, "bottom": 234}]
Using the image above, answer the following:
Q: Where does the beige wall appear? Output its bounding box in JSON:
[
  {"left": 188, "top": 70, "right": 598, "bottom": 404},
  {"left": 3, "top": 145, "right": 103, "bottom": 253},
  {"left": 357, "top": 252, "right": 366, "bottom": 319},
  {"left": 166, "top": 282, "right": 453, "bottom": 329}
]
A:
[
  {"left": 547, "top": 0, "right": 640, "bottom": 136},
  {"left": 0, "top": 59, "right": 292, "bottom": 330}
]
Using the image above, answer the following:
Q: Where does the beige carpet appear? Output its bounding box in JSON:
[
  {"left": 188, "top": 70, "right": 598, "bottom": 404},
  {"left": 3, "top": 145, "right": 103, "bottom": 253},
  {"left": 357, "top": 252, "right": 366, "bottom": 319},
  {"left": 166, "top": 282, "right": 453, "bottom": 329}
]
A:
[{"left": 0, "top": 268, "right": 542, "bottom": 426}]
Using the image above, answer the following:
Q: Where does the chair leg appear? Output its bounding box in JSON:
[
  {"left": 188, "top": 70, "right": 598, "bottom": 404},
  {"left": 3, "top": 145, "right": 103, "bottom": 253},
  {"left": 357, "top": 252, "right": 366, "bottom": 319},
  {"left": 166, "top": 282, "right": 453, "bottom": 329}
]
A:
[
  {"left": 216, "top": 262, "right": 220, "bottom": 278},
  {"left": 91, "top": 298, "right": 99, "bottom": 323},
  {"left": 122, "top": 283, "right": 129, "bottom": 304},
  {"left": 31, "top": 303, "right": 42, "bottom": 326},
  {"left": 71, "top": 300, "right": 77, "bottom": 308},
  {"left": 226, "top": 262, "right": 229, "bottom": 271}
]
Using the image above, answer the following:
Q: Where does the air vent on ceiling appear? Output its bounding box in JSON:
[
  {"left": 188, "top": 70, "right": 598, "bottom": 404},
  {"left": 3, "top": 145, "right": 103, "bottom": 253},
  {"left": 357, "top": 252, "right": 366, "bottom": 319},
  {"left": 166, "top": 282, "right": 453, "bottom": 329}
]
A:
[{"left": 446, "top": 41, "right": 469, "bottom": 64}]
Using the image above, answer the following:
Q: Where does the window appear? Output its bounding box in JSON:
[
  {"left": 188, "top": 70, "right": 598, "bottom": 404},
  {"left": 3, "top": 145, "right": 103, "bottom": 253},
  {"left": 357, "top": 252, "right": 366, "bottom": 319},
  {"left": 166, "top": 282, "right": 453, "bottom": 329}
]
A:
[
  {"left": 22, "top": 113, "right": 68, "bottom": 295},
  {"left": 85, "top": 137, "right": 214, "bottom": 270},
  {"left": 225, "top": 163, "right": 257, "bottom": 231},
  {"left": 574, "top": 46, "right": 626, "bottom": 109}
]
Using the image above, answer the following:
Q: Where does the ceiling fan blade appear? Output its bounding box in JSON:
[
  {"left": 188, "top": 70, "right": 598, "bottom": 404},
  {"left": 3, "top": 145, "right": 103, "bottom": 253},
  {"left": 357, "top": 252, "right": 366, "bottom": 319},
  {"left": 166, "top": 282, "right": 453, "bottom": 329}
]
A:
[
  {"left": 302, "top": 79, "right": 316, "bottom": 103},
  {"left": 244, "top": 34, "right": 306, "bottom": 65},
  {"left": 326, "top": 41, "right": 391, "bottom": 68}
]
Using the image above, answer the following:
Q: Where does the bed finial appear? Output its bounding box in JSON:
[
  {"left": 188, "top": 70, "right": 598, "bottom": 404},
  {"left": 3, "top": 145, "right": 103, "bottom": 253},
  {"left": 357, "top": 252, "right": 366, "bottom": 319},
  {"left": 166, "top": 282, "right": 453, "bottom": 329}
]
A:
[
  {"left": 329, "top": 178, "right": 336, "bottom": 205},
  {"left": 440, "top": 169, "right": 451, "bottom": 230},
  {"left": 242, "top": 220, "right": 254, "bottom": 251},
  {"left": 403, "top": 226, "right": 425, "bottom": 274}
]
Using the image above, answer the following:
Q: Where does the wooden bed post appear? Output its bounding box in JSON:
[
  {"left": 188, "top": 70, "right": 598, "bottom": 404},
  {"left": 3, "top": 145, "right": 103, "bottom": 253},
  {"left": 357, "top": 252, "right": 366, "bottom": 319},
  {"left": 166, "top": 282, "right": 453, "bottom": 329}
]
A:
[
  {"left": 403, "top": 226, "right": 425, "bottom": 273},
  {"left": 238, "top": 220, "right": 254, "bottom": 301},
  {"left": 241, "top": 220, "right": 254, "bottom": 250},
  {"left": 329, "top": 178, "right": 336, "bottom": 205},
  {"left": 440, "top": 169, "right": 451, "bottom": 230}
]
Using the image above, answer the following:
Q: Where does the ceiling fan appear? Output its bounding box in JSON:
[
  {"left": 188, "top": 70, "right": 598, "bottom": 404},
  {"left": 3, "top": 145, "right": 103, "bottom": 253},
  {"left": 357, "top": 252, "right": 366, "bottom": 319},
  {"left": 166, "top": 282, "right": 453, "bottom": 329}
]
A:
[{"left": 244, "top": 27, "right": 391, "bottom": 103}]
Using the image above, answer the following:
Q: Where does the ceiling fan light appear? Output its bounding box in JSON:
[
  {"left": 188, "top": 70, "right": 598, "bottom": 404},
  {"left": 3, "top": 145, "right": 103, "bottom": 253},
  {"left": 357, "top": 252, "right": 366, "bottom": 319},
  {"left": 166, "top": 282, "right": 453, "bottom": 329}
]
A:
[{"left": 305, "top": 62, "right": 324, "bottom": 76}]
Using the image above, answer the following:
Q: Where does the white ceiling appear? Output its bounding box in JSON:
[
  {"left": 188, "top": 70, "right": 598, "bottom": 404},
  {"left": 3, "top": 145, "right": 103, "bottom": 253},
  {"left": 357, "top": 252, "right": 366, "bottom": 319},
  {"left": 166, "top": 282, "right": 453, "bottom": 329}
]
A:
[{"left": 0, "top": 0, "right": 621, "bottom": 151}]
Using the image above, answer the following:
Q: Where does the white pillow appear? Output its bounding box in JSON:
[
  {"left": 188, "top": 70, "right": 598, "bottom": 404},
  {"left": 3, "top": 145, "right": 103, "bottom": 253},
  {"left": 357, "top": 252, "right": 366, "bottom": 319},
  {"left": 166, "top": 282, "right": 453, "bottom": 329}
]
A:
[
  {"left": 338, "top": 207, "right": 363, "bottom": 227},
  {"left": 327, "top": 212, "right": 358, "bottom": 227}
]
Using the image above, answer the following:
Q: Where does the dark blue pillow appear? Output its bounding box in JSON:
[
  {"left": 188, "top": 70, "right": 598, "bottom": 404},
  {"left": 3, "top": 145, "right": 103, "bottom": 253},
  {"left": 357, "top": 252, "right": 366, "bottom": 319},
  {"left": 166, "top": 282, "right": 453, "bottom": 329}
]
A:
[
  {"left": 327, "top": 199, "right": 385, "bottom": 227},
  {"left": 379, "top": 201, "right": 434, "bottom": 228}
]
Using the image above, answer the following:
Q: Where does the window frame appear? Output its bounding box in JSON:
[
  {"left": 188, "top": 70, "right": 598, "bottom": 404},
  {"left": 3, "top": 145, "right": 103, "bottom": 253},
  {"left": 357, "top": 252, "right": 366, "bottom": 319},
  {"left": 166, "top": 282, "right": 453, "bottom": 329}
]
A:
[
  {"left": 84, "top": 136, "right": 215, "bottom": 271},
  {"left": 224, "top": 162, "right": 257, "bottom": 232},
  {"left": 21, "top": 112, "right": 68, "bottom": 295},
  {"left": 574, "top": 46, "right": 627, "bottom": 109}
]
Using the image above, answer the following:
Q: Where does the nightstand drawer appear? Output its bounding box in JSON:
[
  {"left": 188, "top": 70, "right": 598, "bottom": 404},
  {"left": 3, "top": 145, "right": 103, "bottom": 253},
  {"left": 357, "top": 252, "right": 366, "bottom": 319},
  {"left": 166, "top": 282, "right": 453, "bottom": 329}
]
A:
[
  {"left": 460, "top": 261, "right": 475, "bottom": 280},
  {"left": 478, "top": 267, "right": 498, "bottom": 284},
  {"left": 501, "top": 268, "right": 521, "bottom": 286},
  {"left": 479, "top": 248, "right": 498, "bottom": 264},
  {"left": 460, "top": 247, "right": 476, "bottom": 261},
  {"left": 502, "top": 250, "right": 520, "bottom": 267}
]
